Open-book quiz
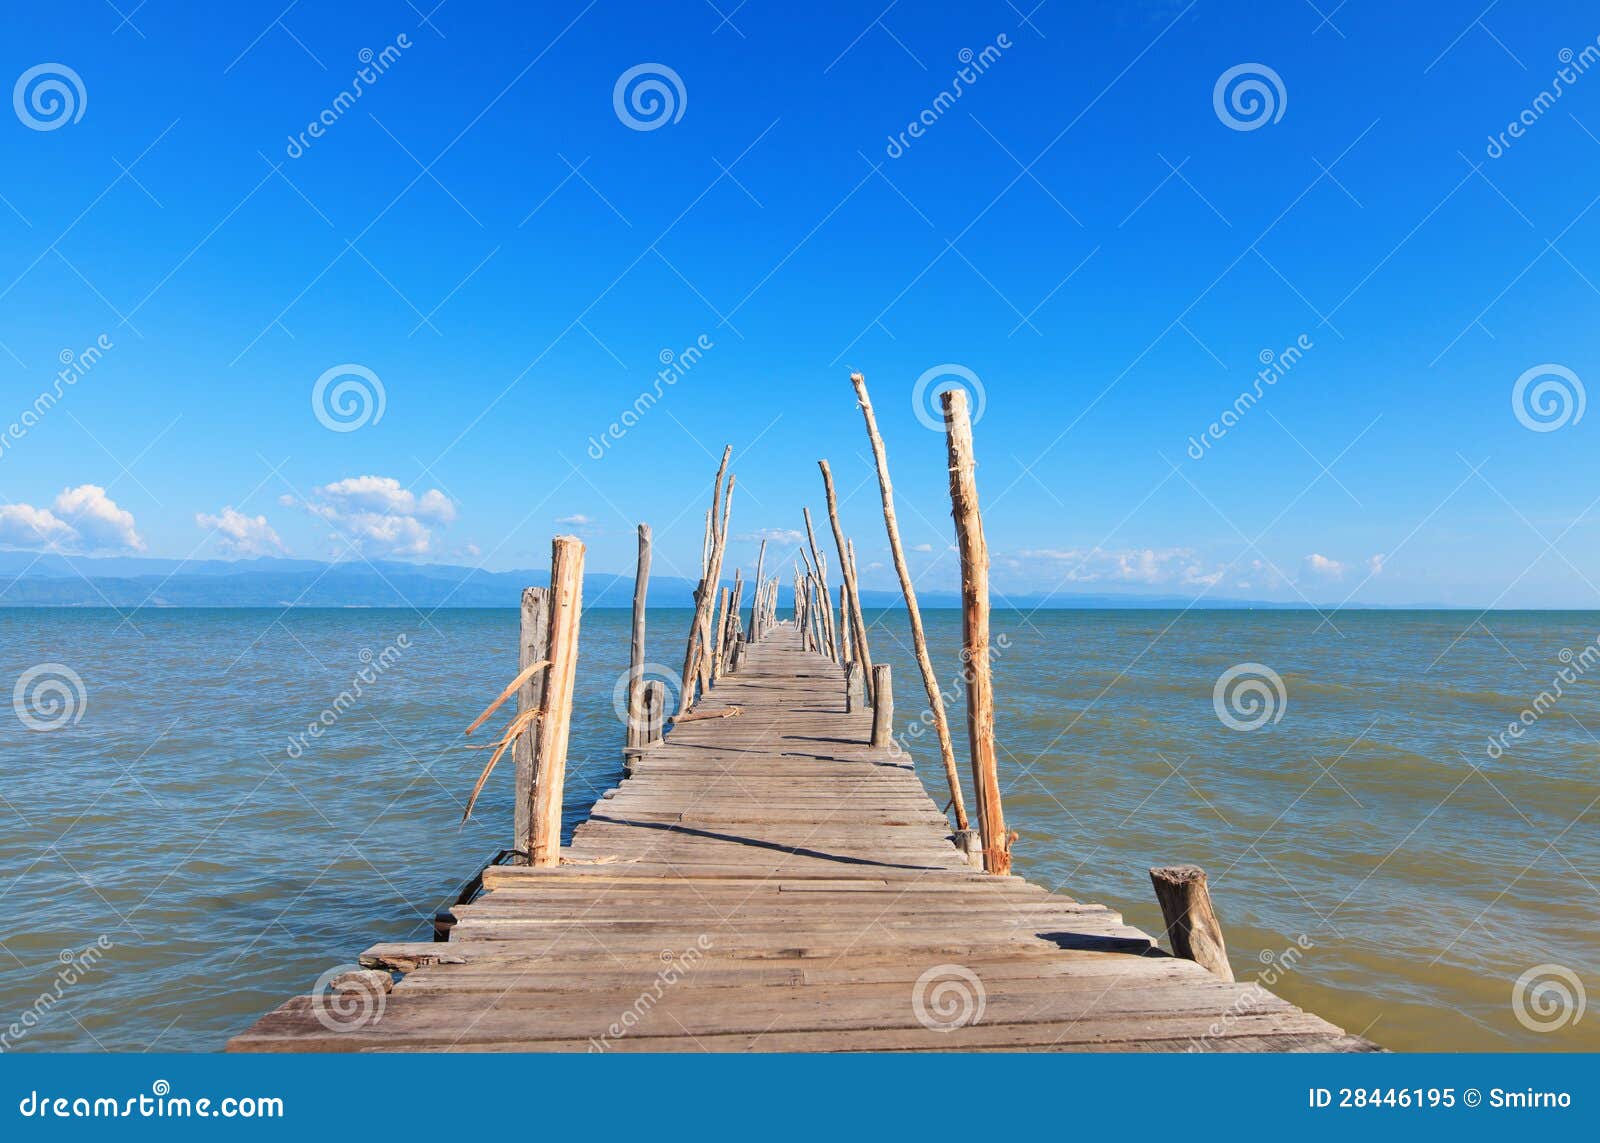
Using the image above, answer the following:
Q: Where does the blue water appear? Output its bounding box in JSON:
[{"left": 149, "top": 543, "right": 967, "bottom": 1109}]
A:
[{"left": 0, "top": 607, "right": 1595, "bottom": 1051}]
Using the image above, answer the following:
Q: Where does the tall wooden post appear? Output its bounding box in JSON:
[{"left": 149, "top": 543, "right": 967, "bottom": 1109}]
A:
[
  {"left": 748, "top": 538, "right": 767, "bottom": 640},
  {"left": 625, "top": 524, "right": 651, "bottom": 757},
  {"left": 530, "top": 536, "right": 584, "bottom": 867},
  {"left": 802, "top": 508, "right": 839, "bottom": 662},
  {"left": 821, "top": 461, "right": 874, "bottom": 704},
  {"left": 850, "top": 372, "right": 969, "bottom": 833},
  {"left": 942, "top": 389, "right": 1008, "bottom": 875},
  {"left": 682, "top": 447, "right": 732, "bottom": 709},
  {"left": 512, "top": 587, "right": 549, "bottom": 859},
  {"left": 711, "top": 585, "right": 731, "bottom": 683},
  {"left": 870, "top": 664, "right": 893, "bottom": 748},
  {"left": 1150, "top": 866, "right": 1234, "bottom": 981}
]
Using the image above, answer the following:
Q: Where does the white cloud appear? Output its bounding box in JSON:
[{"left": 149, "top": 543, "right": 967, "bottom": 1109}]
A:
[
  {"left": 196, "top": 506, "right": 287, "bottom": 557},
  {"left": 1017, "top": 546, "right": 1222, "bottom": 587},
  {"left": 739, "top": 527, "right": 805, "bottom": 544},
  {"left": 911, "top": 543, "right": 934, "bottom": 553},
  {"left": 0, "top": 485, "right": 143, "bottom": 552},
  {"left": 0, "top": 503, "right": 75, "bottom": 549},
  {"left": 292, "top": 475, "right": 457, "bottom": 558},
  {"left": 1366, "top": 553, "right": 1386, "bottom": 576},
  {"left": 316, "top": 475, "right": 455, "bottom": 523},
  {"left": 1302, "top": 553, "right": 1346, "bottom": 580},
  {"left": 555, "top": 513, "right": 592, "bottom": 527}
]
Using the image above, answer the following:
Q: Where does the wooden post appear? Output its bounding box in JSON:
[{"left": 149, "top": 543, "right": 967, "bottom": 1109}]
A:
[
  {"left": 942, "top": 388, "right": 1008, "bottom": 876},
  {"left": 748, "top": 538, "right": 767, "bottom": 640},
  {"left": 819, "top": 459, "right": 876, "bottom": 707},
  {"left": 530, "top": 536, "right": 584, "bottom": 867},
  {"left": 869, "top": 663, "right": 893, "bottom": 748},
  {"left": 682, "top": 448, "right": 732, "bottom": 711},
  {"left": 625, "top": 524, "right": 651, "bottom": 757},
  {"left": 511, "top": 587, "right": 549, "bottom": 859},
  {"left": 698, "top": 473, "right": 735, "bottom": 693},
  {"left": 802, "top": 508, "right": 839, "bottom": 661},
  {"left": 711, "top": 585, "right": 731, "bottom": 684},
  {"left": 1149, "top": 866, "right": 1234, "bottom": 981},
  {"left": 850, "top": 372, "right": 969, "bottom": 833},
  {"left": 844, "top": 660, "right": 863, "bottom": 713},
  {"left": 846, "top": 537, "right": 873, "bottom": 705},
  {"left": 643, "top": 679, "right": 666, "bottom": 743}
]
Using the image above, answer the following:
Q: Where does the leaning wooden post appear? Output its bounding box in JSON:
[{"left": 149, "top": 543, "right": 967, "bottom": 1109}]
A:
[
  {"left": 530, "top": 536, "right": 584, "bottom": 867},
  {"left": 942, "top": 388, "right": 1009, "bottom": 876},
  {"left": 850, "top": 372, "right": 969, "bottom": 834},
  {"left": 802, "top": 508, "right": 839, "bottom": 662},
  {"left": 1149, "top": 866, "right": 1234, "bottom": 981},
  {"left": 710, "top": 585, "right": 731, "bottom": 684},
  {"left": 748, "top": 538, "right": 767, "bottom": 640},
  {"left": 624, "top": 524, "right": 651, "bottom": 758},
  {"left": 825, "top": 457, "right": 876, "bottom": 697},
  {"left": 682, "top": 447, "right": 732, "bottom": 711},
  {"left": 870, "top": 664, "right": 893, "bottom": 748},
  {"left": 512, "top": 587, "right": 550, "bottom": 858},
  {"left": 697, "top": 473, "right": 735, "bottom": 693}
]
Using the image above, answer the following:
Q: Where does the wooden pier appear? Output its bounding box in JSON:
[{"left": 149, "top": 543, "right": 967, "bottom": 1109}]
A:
[{"left": 230, "top": 623, "right": 1371, "bottom": 1053}]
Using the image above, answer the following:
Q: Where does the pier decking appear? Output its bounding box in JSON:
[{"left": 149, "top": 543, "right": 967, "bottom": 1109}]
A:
[{"left": 229, "top": 623, "right": 1373, "bottom": 1053}]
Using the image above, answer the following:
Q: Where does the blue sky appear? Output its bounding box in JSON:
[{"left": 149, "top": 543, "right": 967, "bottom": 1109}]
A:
[{"left": 3, "top": 0, "right": 1600, "bottom": 606}]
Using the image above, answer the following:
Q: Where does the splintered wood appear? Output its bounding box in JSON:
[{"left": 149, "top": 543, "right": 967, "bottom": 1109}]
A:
[{"left": 230, "top": 624, "right": 1372, "bottom": 1054}]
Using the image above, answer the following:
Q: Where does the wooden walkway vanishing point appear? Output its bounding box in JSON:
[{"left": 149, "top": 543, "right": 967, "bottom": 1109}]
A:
[
  {"left": 231, "top": 623, "right": 1372, "bottom": 1052},
  {"left": 230, "top": 379, "right": 1376, "bottom": 1053}
]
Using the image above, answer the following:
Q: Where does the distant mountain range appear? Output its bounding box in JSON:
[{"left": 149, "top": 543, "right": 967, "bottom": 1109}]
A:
[{"left": 0, "top": 551, "right": 1419, "bottom": 609}]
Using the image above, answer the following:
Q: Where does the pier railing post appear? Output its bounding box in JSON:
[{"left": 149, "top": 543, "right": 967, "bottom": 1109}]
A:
[
  {"left": 625, "top": 523, "right": 651, "bottom": 760},
  {"left": 530, "top": 535, "right": 585, "bottom": 867},
  {"left": 849, "top": 372, "right": 969, "bottom": 834},
  {"left": 1149, "top": 865, "right": 1234, "bottom": 981},
  {"left": 844, "top": 661, "right": 862, "bottom": 713},
  {"left": 869, "top": 663, "right": 893, "bottom": 748},
  {"left": 512, "top": 587, "right": 550, "bottom": 859},
  {"left": 942, "top": 388, "right": 1010, "bottom": 876}
]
